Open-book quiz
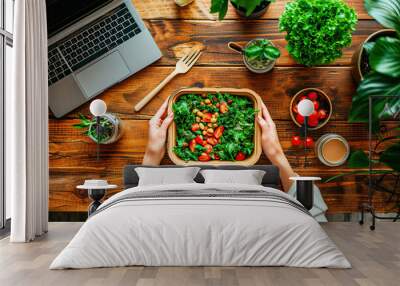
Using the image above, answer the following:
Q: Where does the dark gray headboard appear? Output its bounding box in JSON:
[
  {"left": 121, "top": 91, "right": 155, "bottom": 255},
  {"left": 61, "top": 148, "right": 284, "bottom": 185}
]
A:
[{"left": 123, "top": 165, "right": 281, "bottom": 189}]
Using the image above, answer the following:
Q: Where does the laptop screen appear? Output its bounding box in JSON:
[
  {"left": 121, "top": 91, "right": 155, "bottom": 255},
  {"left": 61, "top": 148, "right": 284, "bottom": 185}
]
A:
[{"left": 46, "top": 0, "right": 112, "bottom": 37}]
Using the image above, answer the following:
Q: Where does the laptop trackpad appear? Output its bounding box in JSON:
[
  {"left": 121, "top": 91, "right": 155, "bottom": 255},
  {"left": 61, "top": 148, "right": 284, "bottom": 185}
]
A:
[{"left": 76, "top": 51, "right": 130, "bottom": 98}]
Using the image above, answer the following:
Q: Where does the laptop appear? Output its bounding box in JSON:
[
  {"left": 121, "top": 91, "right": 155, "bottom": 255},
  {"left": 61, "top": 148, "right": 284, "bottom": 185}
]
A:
[{"left": 46, "top": 0, "right": 162, "bottom": 118}]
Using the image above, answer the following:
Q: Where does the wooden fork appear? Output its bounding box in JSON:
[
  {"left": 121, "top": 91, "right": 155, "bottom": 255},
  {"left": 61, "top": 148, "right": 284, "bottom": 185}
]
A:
[{"left": 134, "top": 48, "right": 202, "bottom": 112}]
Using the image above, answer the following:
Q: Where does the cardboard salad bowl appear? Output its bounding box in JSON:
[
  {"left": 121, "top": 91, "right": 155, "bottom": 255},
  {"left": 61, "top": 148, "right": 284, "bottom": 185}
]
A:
[{"left": 167, "top": 88, "right": 262, "bottom": 166}]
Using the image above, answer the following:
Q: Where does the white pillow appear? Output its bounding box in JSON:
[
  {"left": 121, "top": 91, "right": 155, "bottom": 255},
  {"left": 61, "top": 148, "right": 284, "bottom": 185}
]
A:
[
  {"left": 135, "top": 167, "right": 200, "bottom": 186},
  {"left": 200, "top": 169, "right": 266, "bottom": 185}
]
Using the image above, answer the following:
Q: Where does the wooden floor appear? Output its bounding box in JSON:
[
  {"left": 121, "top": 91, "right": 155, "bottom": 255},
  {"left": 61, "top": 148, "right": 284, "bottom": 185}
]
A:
[{"left": 0, "top": 222, "right": 399, "bottom": 286}]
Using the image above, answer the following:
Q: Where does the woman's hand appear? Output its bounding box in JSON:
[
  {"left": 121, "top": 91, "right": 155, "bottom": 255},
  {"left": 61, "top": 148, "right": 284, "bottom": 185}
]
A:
[
  {"left": 142, "top": 99, "right": 174, "bottom": 165},
  {"left": 256, "top": 101, "right": 284, "bottom": 164},
  {"left": 256, "top": 101, "right": 296, "bottom": 192}
]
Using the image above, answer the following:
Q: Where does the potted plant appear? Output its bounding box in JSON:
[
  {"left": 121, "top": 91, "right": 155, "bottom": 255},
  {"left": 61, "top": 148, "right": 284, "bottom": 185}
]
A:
[
  {"left": 349, "top": 0, "right": 400, "bottom": 125},
  {"left": 351, "top": 0, "right": 399, "bottom": 84},
  {"left": 228, "top": 38, "right": 281, "bottom": 73},
  {"left": 73, "top": 113, "right": 123, "bottom": 144},
  {"left": 279, "top": 0, "right": 358, "bottom": 66},
  {"left": 210, "top": 0, "right": 274, "bottom": 20},
  {"left": 351, "top": 29, "right": 396, "bottom": 83}
]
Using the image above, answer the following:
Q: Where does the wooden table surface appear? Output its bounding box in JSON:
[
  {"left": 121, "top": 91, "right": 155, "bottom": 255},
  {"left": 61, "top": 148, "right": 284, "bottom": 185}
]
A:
[{"left": 49, "top": 0, "right": 388, "bottom": 214}]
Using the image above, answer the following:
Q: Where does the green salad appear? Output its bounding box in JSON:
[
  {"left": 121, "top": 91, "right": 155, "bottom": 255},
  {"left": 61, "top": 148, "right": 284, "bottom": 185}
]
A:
[{"left": 172, "top": 93, "right": 257, "bottom": 162}]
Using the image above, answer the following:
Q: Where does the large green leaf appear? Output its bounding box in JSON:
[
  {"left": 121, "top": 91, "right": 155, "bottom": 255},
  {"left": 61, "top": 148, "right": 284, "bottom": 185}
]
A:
[
  {"left": 380, "top": 142, "right": 400, "bottom": 171},
  {"left": 210, "top": 0, "right": 229, "bottom": 20},
  {"left": 363, "top": 41, "right": 376, "bottom": 54},
  {"left": 347, "top": 150, "right": 370, "bottom": 168},
  {"left": 349, "top": 72, "right": 400, "bottom": 123},
  {"left": 365, "top": 0, "right": 400, "bottom": 33},
  {"left": 369, "top": 37, "right": 400, "bottom": 78}
]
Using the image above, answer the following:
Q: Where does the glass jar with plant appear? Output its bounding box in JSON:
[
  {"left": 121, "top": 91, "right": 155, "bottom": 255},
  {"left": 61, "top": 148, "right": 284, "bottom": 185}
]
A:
[
  {"left": 279, "top": 0, "right": 358, "bottom": 66},
  {"left": 210, "top": 0, "right": 274, "bottom": 20},
  {"left": 228, "top": 38, "right": 280, "bottom": 73},
  {"left": 73, "top": 113, "right": 123, "bottom": 144}
]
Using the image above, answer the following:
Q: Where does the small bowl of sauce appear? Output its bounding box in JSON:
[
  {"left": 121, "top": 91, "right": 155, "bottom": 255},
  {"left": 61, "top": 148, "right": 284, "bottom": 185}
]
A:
[{"left": 315, "top": 134, "right": 350, "bottom": 167}]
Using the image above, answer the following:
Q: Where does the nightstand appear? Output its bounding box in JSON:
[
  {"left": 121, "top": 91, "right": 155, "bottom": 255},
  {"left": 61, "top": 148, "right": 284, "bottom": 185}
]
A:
[{"left": 77, "top": 180, "right": 117, "bottom": 216}]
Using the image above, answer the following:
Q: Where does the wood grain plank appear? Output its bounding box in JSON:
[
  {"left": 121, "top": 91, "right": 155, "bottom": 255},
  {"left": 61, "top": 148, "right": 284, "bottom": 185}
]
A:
[
  {"left": 49, "top": 119, "right": 396, "bottom": 213},
  {"left": 50, "top": 119, "right": 375, "bottom": 168},
  {"left": 49, "top": 66, "right": 358, "bottom": 120},
  {"left": 145, "top": 20, "right": 381, "bottom": 67},
  {"left": 133, "top": 0, "right": 372, "bottom": 20},
  {"left": 50, "top": 118, "right": 396, "bottom": 174}
]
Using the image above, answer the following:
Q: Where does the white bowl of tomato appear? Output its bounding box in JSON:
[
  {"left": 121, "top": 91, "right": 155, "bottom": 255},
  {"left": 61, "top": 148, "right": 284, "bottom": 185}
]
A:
[
  {"left": 289, "top": 88, "right": 333, "bottom": 130},
  {"left": 167, "top": 88, "right": 262, "bottom": 165}
]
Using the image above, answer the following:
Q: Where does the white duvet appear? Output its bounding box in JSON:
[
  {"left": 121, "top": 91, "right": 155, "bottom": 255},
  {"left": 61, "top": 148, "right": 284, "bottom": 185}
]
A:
[{"left": 50, "top": 183, "right": 350, "bottom": 269}]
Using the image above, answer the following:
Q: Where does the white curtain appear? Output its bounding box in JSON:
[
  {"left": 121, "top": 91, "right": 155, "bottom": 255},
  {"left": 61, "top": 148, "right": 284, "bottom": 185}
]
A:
[{"left": 7, "top": 0, "right": 48, "bottom": 242}]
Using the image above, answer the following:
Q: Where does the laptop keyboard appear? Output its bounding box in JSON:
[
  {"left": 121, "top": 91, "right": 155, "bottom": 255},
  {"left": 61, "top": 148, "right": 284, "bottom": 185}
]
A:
[
  {"left": 48, "top": 4, "right": 142, "bottom": 86},
  {"left": 48, "top": 48, "right": 71, "bottom": 85}
]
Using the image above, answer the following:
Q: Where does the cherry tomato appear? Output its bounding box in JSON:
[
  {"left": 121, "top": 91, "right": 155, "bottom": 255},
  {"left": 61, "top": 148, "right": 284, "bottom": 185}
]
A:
[
  {"left": 313, "top": 100, "right": 319, "bottom": 110},
  {"left": 214, "top": 126, "right": 224, "bottom": 139},
  {"left": 202, "top": 113, "right": 212, "bottom": 123},
  {"left": 235, "top": 151, "right": 246, "bottom": 161},
  {"left": 189, "top": 139, "right": 196, "bottom": 152},
  {"left": 305, "top": 137, "right": 314, "bottom": 148},
  {"left": 204, "top": 144, "right": 213, "bottom": 154},
  {"left": 213, "top": 153, "right": 220, "bottom": 160},
  {"left": 309, "top": 110, "right": 319, "bottom": 122},
  {"left": 300, "top": 95, "right": 307, "bottom": 101},
  {"left": 191, "top": 123, "right": 200, "bottom": 132},
  {"left": 296, "top": 114, "right": 304, "bottom": 125},
  {"left": 195, "top": 135, "right": 203, "bottom": 145},
  {"left": 292, "top": 105, "right": 298, "bottom": 114},
  {"left": 308, "top": 118, "right": 319, "bottom": 127},
  {"left": 308, "top": 91, "right": 318, "bottom": 101},
  {"left": 219, "top": 102, "right": 229, "bottom": 113},
  {"left": 198, "top": 152, "right": 211, "bottom": 161},
  {"left": 291, "top": 135, "right": 302, "bottom": 147},
  {"left": 207, "top": 137, "right": 218, "bottom": 146},
  {"left": 318, "top": 109, "right": 328, "bottom": 120}
]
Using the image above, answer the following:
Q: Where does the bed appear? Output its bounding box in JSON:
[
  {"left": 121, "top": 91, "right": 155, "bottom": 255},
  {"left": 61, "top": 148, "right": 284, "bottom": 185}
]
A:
[{"left": 50, "top": 165, "right": 350, "bottom": 269}]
